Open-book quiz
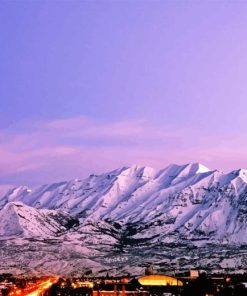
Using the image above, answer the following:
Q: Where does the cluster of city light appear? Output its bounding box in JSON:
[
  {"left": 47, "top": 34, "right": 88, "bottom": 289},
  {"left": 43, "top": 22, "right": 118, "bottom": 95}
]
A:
[
  {"left": 7, "top": 277, "right": 58, "bottom": 296},
  {"left": 71, "top": 281, "right": 94, "bottom": 289}
]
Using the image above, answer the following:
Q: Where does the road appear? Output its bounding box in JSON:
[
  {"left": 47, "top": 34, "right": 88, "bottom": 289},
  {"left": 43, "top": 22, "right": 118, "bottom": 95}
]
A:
[{"left": 8, "top": 277, "right": 58, "bottom": 296}]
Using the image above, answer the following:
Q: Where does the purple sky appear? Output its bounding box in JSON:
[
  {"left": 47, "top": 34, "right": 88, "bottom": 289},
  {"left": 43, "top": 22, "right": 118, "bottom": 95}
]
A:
[{"left": 1, "top": 1, "right": 247, "bottom": 186}]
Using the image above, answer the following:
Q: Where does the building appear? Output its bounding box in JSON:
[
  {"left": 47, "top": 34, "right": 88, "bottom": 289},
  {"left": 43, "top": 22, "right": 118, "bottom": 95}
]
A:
[{"left": 138, "top": 275, "right": 183, "bottom": 287}]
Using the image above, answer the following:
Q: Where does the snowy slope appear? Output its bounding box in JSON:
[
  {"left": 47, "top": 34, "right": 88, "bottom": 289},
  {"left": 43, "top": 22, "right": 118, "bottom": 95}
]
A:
[
  {"left": 1, "top": 163, "right": 247, "bottom": 274},
  {"left": 0, "top": 201, "right": 78, "bottom": 238},
  {"left": 1, "top": 162, "right": 247, "bottom": 244}
]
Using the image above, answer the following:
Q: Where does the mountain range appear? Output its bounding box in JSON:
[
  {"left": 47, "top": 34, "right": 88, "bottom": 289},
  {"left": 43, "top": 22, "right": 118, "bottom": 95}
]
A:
[{"left": 0, "top": 163, "right": 247, "bottom": 276}]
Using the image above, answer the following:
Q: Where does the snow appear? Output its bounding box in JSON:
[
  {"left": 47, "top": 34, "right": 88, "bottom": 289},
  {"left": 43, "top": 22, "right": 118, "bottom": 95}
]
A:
[
  {"left": 0, "top": 163, "right": 247, "bottom": 243},
  {"left": 1, "top": 162, "right": 247, "bottom": 274},
  {"left": 0, "top": 201, "right": 77, "bottom": 239}
]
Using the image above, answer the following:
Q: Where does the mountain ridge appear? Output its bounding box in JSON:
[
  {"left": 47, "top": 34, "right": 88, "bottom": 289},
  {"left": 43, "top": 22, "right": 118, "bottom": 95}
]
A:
[{"left": 1, "top": 162, "right": 247, "bottom": 275}]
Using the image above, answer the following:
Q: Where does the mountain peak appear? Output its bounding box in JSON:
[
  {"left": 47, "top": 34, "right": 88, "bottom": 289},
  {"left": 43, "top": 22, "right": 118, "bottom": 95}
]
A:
[
  {"left": 162, "top": 162, "right": 210, "bottom": 180},
  {"left": 120, "top": 164, "right": 157, "bottom": 178},
  {"left": 231, "top": 168, "right": 247, "bottom": 181},
  {"left": 185, "top": 162, "right": 210, "bottom": 174}
]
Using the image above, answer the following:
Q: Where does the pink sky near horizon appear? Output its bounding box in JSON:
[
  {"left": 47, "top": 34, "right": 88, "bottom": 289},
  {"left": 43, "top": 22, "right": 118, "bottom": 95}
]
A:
[{"left": 0, "top": 116, "right": 246, "bottom": 186}]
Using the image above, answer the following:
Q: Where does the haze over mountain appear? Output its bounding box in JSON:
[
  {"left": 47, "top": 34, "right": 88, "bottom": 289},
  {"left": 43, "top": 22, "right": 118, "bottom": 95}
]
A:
[{"left": 0, "top": 163, "right": 247, "bottom": 275}]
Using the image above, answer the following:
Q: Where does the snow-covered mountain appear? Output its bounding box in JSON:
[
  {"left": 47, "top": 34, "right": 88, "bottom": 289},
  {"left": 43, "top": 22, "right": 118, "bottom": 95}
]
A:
[{"left": 1, "top": 163, "right": 247, "bottom": 275}]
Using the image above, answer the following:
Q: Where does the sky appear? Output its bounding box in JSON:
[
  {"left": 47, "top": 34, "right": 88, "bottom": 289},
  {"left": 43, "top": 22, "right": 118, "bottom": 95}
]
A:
[{"left": 1, "top": 0, "right": 247, "bottom": 186}]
